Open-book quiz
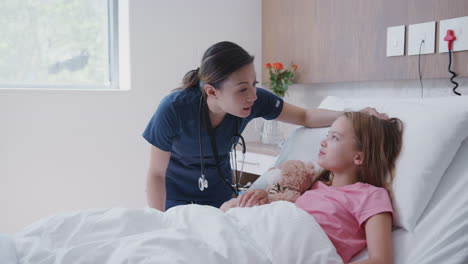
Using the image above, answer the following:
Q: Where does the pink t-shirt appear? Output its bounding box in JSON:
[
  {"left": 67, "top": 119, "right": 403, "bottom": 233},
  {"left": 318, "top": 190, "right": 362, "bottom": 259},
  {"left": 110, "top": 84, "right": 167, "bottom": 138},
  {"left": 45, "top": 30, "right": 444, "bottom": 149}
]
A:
[{"left": 295, "top": 181, "right": 393, "bottom": 263}]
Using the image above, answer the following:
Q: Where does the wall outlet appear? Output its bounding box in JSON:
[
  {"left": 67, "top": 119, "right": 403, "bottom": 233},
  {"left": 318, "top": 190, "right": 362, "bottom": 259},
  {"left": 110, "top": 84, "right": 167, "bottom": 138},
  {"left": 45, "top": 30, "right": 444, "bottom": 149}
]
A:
[
  {"left": 408, "top": 21, "right": 436, "bottom": 56},
  {"left": 439, "top": 16, "right": 468, "bottom": 53},
  {"left": 387, "top": 25, "right": 405, "bottom": 57}
]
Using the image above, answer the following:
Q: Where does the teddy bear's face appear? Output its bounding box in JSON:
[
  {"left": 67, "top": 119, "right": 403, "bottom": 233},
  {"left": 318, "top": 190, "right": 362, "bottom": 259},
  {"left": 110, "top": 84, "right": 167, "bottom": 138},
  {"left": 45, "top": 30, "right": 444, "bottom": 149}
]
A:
[
  {"left": 269, "top": 160, "right": 314, "bottom": 193},
  {"left": 278, "top": 168, "right": 312, "bottom": 192}
]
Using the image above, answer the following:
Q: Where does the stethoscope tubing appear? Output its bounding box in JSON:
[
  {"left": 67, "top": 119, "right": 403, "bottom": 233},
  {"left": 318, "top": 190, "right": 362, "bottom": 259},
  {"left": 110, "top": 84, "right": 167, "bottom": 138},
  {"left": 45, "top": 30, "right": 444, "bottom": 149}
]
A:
[{"left": 198, "top": 95, "right": 247, "bottom": 196}]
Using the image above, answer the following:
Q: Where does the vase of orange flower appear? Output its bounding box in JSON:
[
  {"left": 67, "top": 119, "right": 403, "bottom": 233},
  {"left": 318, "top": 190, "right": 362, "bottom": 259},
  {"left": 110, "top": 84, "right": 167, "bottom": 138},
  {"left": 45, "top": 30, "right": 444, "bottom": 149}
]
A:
[
  {"left": 264, "top": 62, "right": 298, "bottom": 97},
  {"left": 261, "top": 62, "right": 298, "bottom": 145}
]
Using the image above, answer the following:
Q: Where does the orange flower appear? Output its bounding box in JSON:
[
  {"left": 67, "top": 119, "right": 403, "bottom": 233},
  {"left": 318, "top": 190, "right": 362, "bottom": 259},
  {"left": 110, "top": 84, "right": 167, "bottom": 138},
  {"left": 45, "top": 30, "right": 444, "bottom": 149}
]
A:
[
  {"left": 263, "top": 61, "right": 298, "bottom": 97},
  {"left": 273, "top": 62, "right": 284, "bottom": 70}
]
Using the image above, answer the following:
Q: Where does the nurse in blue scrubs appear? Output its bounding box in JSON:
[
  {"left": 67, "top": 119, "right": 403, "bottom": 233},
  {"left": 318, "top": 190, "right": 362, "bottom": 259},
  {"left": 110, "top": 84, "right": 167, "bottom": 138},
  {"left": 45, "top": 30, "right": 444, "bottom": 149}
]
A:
[{"left": 143, "top": 41, "right": 385, "bottom": 211}]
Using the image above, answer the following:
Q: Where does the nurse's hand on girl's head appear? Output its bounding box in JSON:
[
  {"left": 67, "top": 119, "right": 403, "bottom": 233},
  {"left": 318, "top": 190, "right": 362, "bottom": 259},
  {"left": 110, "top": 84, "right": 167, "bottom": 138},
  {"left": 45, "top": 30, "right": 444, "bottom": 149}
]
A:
[
  {"left": 237, "top": 189, "right": 268, "bottom": 207},
  {"left": 359, "top": 107, "right": 389, "bottom": 120}
]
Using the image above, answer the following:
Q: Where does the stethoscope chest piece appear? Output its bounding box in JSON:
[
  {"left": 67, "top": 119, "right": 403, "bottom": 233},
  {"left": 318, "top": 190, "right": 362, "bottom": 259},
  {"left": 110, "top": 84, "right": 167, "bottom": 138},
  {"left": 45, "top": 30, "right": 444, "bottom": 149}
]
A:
[
  {"left": 198, "top": 174, "right": 208, "bottom": 191},
  {"left": 198, "top": 95, "right": 246, "bottom": 196}
]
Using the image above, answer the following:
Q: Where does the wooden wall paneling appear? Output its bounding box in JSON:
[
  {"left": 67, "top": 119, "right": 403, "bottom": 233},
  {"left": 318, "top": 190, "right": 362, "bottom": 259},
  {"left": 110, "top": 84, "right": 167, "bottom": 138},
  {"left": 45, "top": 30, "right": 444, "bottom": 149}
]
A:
[
  {"left": 309, "top": 0, "right": 410, "bottom": 82},
  {"left": 262, "top": 0, "right": 305, "bottom": 82},
  {"left": 262, "top": 0, "right": 468, "bottom": 83},
  {"left": 408, "top": 0, "right": 468, "bottom": 79}
]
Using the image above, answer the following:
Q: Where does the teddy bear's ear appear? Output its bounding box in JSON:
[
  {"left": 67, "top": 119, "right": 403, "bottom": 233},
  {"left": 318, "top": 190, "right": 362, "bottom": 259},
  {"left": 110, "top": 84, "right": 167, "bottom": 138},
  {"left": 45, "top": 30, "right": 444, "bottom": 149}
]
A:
[{"left": 267, "top": 168, "right": 282, "bottom": 184}]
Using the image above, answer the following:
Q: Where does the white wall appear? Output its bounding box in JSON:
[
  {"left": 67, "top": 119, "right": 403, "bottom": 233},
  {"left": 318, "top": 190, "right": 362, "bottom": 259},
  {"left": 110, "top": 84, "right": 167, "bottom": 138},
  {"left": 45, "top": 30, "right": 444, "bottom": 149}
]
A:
[{"left": 1, "top": 0, "right": 262, "bottom": 234}]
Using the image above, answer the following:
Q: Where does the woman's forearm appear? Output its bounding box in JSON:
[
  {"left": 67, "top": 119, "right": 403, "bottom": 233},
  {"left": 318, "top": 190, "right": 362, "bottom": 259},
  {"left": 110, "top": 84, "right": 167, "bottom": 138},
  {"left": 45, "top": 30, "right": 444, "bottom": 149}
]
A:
[
  {"left": 276, "top": 103, "right": 342, "bottom": 128},
  {"left": 304, "top": 108, "right": 344, "bottom": 128},
  {"left": 146, "top": 173, "right": 166, "bottom": 211}
]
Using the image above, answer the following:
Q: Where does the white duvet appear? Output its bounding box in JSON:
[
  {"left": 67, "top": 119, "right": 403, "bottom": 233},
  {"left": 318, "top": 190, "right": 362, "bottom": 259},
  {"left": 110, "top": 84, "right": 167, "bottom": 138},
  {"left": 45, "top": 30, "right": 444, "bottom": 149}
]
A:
[{"left": 12, "top": 201, "right": 342, "bottom": 264}]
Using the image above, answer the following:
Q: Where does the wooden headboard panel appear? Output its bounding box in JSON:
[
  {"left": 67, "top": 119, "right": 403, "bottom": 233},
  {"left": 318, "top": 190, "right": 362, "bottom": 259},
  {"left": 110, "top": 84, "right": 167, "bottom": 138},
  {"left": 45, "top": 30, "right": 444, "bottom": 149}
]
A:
[{"left": 262, "top": 0, "right": 468, "bottom": 83}]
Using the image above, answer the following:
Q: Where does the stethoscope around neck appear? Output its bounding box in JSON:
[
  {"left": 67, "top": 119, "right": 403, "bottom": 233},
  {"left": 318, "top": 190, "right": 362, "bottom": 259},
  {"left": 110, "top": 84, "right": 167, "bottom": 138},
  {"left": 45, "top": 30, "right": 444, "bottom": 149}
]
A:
[{"left": 198, "top": 95, "right": 250, "bottom": 197}]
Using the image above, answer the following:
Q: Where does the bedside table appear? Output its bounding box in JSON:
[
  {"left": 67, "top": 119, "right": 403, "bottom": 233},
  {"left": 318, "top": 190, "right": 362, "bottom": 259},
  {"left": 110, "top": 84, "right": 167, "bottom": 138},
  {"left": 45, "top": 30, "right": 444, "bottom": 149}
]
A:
[{"left": 232, "top": 141, "right": 281, "bottom": 186}]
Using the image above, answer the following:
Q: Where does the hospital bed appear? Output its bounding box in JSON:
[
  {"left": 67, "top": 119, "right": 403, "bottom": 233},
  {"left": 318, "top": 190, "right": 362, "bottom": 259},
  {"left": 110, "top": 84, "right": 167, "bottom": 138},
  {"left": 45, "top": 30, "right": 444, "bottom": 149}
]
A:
[
  {"left": 1, "top": 95, "right": 468, "bottom": 264},
  {"left": 252, "top": 95, "right": 468, "bottom": 263}
]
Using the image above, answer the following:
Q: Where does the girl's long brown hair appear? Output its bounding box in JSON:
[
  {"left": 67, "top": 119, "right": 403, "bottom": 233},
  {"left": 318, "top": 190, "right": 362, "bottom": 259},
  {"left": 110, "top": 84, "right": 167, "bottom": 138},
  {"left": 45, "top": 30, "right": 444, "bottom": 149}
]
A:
[{"left": 317, "top": 112, "right": 404, "bottom": 192}]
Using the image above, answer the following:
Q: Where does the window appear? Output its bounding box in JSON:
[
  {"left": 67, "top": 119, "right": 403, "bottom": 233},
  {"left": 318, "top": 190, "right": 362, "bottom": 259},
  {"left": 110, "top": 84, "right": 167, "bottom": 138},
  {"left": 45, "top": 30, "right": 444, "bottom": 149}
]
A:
[{"left": 0, "top": 0, "right": 119, "bottom": 89}]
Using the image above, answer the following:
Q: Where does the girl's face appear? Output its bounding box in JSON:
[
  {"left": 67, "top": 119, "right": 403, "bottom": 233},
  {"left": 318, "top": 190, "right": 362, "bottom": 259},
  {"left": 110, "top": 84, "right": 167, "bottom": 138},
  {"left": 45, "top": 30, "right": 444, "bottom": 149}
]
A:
[
  {"left": 216, "top": 63, "right": 258, "bottom": 118},
  {"left": 318, "top": 116, "right": 362, "bottom": 172}
]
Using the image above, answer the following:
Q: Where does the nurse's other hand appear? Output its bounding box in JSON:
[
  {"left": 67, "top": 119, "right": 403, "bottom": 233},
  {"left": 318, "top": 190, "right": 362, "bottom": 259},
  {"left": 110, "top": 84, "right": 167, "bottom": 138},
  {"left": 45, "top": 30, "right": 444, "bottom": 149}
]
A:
[
  {"left": 359, "top": 107, "right": 388, "bottom": 120},
  {"left": 237, "top": 189, "right": 268, "bottom": 208}
]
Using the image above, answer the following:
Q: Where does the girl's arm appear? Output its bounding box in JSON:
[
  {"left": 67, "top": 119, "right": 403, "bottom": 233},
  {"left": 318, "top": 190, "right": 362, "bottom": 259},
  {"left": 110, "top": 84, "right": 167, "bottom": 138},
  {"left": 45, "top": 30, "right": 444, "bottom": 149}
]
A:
[
  {"left": 350, "top": 212, "right": 393, "bottom": 264},
  {"left": 275, "top": 102, "right": 387, "bottom": 128},
  {"left": 146, "top": 145, "right": 171, "bottom": 211}
]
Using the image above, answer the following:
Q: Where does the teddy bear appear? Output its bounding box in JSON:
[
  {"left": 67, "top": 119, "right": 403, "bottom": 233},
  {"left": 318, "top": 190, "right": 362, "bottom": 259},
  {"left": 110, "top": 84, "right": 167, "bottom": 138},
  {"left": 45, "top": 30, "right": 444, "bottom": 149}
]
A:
[{"left": 220, "top": 160, "right": 315, "bottom": 212}]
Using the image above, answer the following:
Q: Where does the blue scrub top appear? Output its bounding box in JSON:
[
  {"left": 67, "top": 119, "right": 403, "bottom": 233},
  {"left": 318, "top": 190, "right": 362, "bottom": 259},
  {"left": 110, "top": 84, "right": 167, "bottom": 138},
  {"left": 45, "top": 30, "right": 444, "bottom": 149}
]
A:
[{"left": 143, "top": 86, "right": 284, "bottom": 203}]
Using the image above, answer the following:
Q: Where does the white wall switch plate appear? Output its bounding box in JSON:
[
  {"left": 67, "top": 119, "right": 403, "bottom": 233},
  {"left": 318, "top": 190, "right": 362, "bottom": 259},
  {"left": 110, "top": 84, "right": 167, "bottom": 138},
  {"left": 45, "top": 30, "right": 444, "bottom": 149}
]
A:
[
  {"left": 439, "top": 16, "right": 468, "bottom": 53},
  {"left": 387, "top": 25, "right": 405, "bottom": 57},
  {"left": 408, "top": 21, "right": 436, "bottom": 56}
]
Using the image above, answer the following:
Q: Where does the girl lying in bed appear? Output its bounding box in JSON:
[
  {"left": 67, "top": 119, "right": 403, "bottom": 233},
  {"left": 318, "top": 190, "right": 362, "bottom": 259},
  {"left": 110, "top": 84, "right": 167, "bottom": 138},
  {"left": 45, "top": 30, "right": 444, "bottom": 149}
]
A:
[{"left": 238, "top": 112, "right": 403, "bottom": 264}]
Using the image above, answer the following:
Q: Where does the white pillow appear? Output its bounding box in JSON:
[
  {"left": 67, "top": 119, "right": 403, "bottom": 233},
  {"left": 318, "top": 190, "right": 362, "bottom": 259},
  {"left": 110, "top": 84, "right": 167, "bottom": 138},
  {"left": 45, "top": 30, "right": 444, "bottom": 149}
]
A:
[{"left": 318, "top": 95, "right": 468, "bottom": 231}]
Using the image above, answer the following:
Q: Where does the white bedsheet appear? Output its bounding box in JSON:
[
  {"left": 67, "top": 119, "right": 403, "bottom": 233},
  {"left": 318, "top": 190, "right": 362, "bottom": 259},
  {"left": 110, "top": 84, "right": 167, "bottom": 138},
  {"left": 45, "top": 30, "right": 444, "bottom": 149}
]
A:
[{"left": 13, "top": 201, "right": 342, "bottom": 264}]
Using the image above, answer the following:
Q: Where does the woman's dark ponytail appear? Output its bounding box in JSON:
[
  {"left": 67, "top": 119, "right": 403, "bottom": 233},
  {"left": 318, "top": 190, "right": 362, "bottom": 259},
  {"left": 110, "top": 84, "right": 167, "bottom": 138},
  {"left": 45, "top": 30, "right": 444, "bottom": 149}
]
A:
[
  {"left": 181, "top": 67, "right": 200, "bottom": 89},
  {"left": 177, "top": 41, "right": 254, "bottom": 91}
]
